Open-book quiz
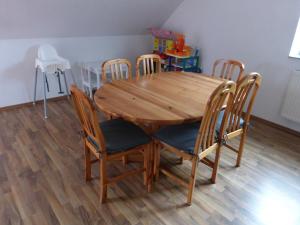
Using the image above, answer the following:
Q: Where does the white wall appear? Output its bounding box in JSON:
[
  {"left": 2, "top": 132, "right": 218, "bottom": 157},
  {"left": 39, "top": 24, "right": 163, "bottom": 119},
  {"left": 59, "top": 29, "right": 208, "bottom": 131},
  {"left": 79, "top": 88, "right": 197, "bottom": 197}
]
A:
[
  {"left": 0, "top": 35, "right": 152, "bottom": 107},
  {"left": 164, "top": 0, "right": 300, "bottom": 132},
  {"left": 0, "top": 0, "right": 183, "bottom": 39}
]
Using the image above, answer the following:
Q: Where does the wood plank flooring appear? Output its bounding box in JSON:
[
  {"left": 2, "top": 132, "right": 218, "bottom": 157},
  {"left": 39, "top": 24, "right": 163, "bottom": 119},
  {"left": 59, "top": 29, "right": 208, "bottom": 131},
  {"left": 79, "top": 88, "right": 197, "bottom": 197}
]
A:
[{"left": 0, "top": 99, "right": 300, "bottom": 225}]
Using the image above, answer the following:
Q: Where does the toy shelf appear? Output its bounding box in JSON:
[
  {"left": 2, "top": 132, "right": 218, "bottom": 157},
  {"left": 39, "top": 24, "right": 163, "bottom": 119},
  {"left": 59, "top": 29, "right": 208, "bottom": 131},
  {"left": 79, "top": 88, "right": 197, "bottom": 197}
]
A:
[{"left": 149, "top": 28, "right": 201, "bottom": 73}]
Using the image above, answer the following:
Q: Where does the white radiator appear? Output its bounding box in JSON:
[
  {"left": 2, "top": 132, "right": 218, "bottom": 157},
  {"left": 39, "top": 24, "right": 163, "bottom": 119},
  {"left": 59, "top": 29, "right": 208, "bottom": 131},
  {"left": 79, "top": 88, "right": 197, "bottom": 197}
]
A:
[{"left": 281, "top": 70, "right": 300, "bottom": 123}]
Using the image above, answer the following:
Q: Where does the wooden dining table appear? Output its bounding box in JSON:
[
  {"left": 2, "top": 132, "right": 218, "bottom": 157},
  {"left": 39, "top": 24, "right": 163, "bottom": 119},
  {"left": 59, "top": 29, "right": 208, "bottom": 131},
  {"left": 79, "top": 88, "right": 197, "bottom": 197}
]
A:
[
  {"left": 94, "top": 71, "right": 224, "bottom": 127},
  {"left": 94, "top": 71, "right": 224, "bottom": 188}
]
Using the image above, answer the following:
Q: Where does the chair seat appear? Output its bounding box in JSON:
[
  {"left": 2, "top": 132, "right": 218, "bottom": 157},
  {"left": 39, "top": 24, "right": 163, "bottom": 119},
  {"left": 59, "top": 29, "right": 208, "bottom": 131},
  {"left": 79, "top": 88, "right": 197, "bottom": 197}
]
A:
[
  {"left": 88, "top": 119, "right": 151, "bottom": 154},
  {"left": 216, "top": 110, "right": 245, "bottom": 134},
  {"left": 154, "top": 111, "right": 245, "bottom": 155},
  {"left": 154, "top": 122, "right": 201, "bottom": 155},
  {"left": 36, "top": 44, "right": 71, "bottom": 73}
]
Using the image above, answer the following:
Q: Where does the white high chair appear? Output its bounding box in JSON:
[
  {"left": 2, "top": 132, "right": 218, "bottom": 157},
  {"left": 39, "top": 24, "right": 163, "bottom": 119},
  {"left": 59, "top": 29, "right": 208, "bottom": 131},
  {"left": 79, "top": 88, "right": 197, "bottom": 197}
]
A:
[{"left": 33, "top": 44, "right": 72, "bottom": 118}]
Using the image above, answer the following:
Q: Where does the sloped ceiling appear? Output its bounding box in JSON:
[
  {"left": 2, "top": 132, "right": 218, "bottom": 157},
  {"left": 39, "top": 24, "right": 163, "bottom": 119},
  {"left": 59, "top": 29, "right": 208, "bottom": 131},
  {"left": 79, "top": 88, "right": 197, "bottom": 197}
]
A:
[{"left": 0, "top": 0, "right": 183, "bottom": 39}]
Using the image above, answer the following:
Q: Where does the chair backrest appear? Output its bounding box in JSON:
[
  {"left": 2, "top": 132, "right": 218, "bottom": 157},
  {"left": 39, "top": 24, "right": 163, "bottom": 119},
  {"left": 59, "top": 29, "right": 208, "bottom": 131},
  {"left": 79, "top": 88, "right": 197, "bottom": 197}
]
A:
[
  {"left": 193, "top": 81, "right": 236, "bottom": 155},
  {"left": 212, "top": 59, "right": 245, "bottom": 81},
  {"left": 227, "top": 72, "right": 262, "bottom": 133},
  {"left": 70, "top": 85, "right": 85, "bottom": 126},
  {"left": 136, "top": 54, "right": 161, "bottom": 78},
  {"left": 38, "top": 44, "right": 59, "bottom": 60},
  {"left": 70, "top": 85, "right": 106, "bottom": 153},
  {"left": 102, "top": 58, "right": 132, "bottom": 82}
]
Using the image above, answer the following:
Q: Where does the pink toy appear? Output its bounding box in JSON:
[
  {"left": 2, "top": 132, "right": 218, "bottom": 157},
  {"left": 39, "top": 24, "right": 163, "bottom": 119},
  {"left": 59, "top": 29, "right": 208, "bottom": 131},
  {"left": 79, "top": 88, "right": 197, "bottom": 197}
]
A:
[{"left": 148, "top": 28, "right": 176, "bottom": 40}]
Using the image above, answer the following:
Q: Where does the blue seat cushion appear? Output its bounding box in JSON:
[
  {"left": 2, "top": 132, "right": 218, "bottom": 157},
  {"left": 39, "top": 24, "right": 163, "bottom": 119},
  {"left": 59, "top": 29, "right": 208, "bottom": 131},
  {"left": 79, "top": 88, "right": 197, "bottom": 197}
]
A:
[
  {"left": 216, "top": 110, "right": 245, "bottom": 134},
  {"left": 153, "top": 122, "right": 201, "bottom": 155},
  {"left": 87, "top": 119, "right": 151, "bottom": 154}
]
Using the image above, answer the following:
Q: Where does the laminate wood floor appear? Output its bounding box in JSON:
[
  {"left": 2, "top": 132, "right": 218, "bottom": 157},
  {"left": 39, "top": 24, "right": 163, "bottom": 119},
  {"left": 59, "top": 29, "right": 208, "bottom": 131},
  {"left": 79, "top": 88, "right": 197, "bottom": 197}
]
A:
[{"left": 0, "top": 99, "right": 300, "bottom": 225}]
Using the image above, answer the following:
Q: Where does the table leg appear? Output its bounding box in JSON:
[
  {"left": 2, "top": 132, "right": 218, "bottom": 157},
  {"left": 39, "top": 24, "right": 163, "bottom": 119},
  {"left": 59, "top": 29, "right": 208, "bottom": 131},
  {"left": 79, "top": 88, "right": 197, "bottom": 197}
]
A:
[
  {"left": 69, "top": 68, "right": 76, "bottom": 85},
  {"left": 33, "top": 67, "right": 38, "bottom": 105},
  {"left": 153, "top": 141, "right": 160, "bottom": 180},
  {"left": 96, "top": 72, "right": 101, "bottom": 89},
  {"left": 43, "top": 72, "right": 48, "bottom": 119},
  {"left": 168, "top": 56, "right": 172, "bottom": 71},
  {"left": 62, "top": 71, "right": 70, "bottom": 97},
  {"left": 146, "top": 124, "right": 161, "bottom": 192},
  {"left": 147, "top": 140, "right": 155, "bottom": 192},
  {"left": 88, "top": 70, "right": 93, "bottom": 99}
]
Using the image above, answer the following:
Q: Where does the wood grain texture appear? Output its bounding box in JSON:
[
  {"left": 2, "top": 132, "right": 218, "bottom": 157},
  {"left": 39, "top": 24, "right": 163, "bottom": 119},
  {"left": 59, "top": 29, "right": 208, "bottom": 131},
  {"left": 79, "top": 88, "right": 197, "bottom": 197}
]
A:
[
  {"left": 224, "top": 73, "right": 262, "bottom": 167},
  {"left": 251, "top": 115, "right": 300, "bottom": 138},
  {"left": 0, "top": 100, "right": 300, "bottom": 225},
  {"left": 70, "top": 85, "right": 150, "bottom": 203},
  {"left": 154, "top": 81, "right": 236, "bottom": 205},
  {"left": 94, "top": 71, "right": 224, "bottom": 125},
  {"left": 0, "top": 96, "right": 66, "bottom": 112}
]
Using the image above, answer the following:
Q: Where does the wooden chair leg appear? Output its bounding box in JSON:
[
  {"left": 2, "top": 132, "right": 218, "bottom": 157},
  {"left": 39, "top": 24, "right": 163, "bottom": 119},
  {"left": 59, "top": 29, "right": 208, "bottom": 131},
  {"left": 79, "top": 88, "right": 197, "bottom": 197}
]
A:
[
  {"left": 99, "top": 158, "right": 107, "bottom": 203},
  {"left": 85, "top": 144, "right": 92, "bottom": 181},
  {"left": 187, "top": 157, "right": 198, "bottom": 205},
  {"left": 178, "top": 157, "right": 183, "bottom": 164},
  {"left": 122, "top": 156, "right": 128, "bottom": 165},
  {"left": 236, "top": 131, "right": 247, "bottom": 167},
  {"left": 211, "top": 145, "right": 221, "bottom": 184},
  {"left": 143, "top": 146, "right": 149, "bottom": 186}
]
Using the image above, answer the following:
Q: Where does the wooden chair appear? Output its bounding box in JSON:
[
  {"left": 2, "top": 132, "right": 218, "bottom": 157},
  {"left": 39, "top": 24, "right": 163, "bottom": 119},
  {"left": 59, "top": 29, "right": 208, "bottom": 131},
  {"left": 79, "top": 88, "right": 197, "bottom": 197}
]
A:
[
  {"left": 136, "top": 54, "right": 161, "bottom": 79},
  {"left": 220, "top": 73, "right": 262, "bottom": 167},
  {"left": 102, "top": 58, "right": 132, "bottom": 82},
  {"left": 101, "top": 58, "right": 132, "bottom": 135},
  {"left": 212, "top": 59, "right": 245, "bottom": 81},
  {"left": 70, "top": 85, "right": 151, "bottom": 203},
  {"left": 153, "top": 81, "right": 236, "bottom": 205}
]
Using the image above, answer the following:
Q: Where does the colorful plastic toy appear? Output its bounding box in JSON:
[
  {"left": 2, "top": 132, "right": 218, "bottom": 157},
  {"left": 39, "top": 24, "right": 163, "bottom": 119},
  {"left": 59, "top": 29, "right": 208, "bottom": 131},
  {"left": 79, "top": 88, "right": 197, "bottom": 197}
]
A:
[
  {"left": 149, "top": 28, "right": 176, "bottom": 40},
  {"left": 149, "top": 28, "right": 201, "bottom": 72}
]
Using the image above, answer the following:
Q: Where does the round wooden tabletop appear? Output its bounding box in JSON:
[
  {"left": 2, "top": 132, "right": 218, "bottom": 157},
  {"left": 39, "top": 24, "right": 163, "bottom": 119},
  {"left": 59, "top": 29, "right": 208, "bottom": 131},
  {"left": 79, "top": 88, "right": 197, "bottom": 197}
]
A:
[{"left": 94, "top": 72, "right": 224, "bottom": 125}]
